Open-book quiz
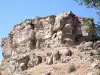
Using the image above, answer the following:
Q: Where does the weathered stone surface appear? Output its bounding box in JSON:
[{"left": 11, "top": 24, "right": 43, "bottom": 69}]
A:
[
  {"left": 44, "top": 72, "right": 51, "bottom": 75},
  {"left": 90, "top": 50, "right": 100, "bottom": 55},
  {"left": 53, "top": 11, "right": 83, "bottom": 46},
  {"left": 17, "top": 56, "right": 30, "bottom": 71},
  {"left": 93, "top": 62, "right": 100, "bottom": 70},
  {"left": 79, "top": 18, "right": 96, "bottom": 40},
  {"left": 52, "top": 50, "right": 59, "bottom": 64},
  {"left": 59, "top": 47, "right": 72, "bottom": 56},
  {"left": 10, "top": 20, "right": 35, "bottom": 45},
  {"left": 1, "top": 37, "right": 12, "bottom": 59},
  {"left": 17, "top": 71, "right": 32, "bottom": 75},
  {"left": 46, "top": 52, "right": 53, "bottom": 65},
  {"left": 0, "top": 12, "right": 98, "bottom": 75},
  {"left": 78, "top": 41, "right": 93, "bottom": 51},
  {"left": 93, "top": 41, "right": 100, "bottom": 50},
  {"left": 87, "top": 72, "right": 100, "bottom": 75}
]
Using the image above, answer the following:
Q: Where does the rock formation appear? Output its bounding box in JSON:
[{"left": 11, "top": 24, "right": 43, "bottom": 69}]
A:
[{"left": 0, "top": 11, "right": 100, "bottom": 75}]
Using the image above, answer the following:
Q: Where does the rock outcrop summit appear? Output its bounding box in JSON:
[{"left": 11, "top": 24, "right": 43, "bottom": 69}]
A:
[{"left": 0, "top": 11, "right": 100, "bottom": 75}]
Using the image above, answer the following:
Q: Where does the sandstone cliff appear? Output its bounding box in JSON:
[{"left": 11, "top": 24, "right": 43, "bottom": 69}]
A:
[{"left": 0, "top": 11, "right": 100, "bottom": 75}]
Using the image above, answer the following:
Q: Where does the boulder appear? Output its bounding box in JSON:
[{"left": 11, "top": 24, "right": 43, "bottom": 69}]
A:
[
  {"left": 44, "top": 72, "right": 51, "bottom": 75},
  {"left": 79, "top": 51, "right": 92, "bottom": 61},
  {"left": 90, "top": 50, "right": 100, "bottom": 55},
  {"left": 58, "top": 47, "right": 72, "bottom": 63},
  {"left": 59, "top": 47, "right": 72, "bottom": 56},
  {"left": 78, "top": 41, "right": 93, "bottom": 51},
  {"left": 87, "top": 72, "right": 100, "bottom": 75},
  {"left": 46, "top": 52, "right": 53, "bottom": 65},
  {"left": 52, "top": 50, "right": 60, "bottom": 64},
  {"left": 93, "top": 41, "right": 100, "bottom": 50}
]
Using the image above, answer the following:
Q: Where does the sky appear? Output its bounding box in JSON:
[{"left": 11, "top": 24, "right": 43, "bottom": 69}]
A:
[{"left": 0, "top": 0, "right": 99, "bottom": 62}]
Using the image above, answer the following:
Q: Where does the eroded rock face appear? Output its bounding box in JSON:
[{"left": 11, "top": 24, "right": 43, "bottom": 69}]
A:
[
  {"left": 0, "top": 11, "right": 97, "bottom": 75},
  {"left": 1, "top": 37, "right": 12, "bottom": 59},
  {"left": 10, "top": 20, "right": 36, "bottom": 56}
]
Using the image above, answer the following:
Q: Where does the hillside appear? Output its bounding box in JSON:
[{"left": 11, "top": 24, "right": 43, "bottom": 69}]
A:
[{"left": 0, "top": 11, "right": 100, "bottom": 75}]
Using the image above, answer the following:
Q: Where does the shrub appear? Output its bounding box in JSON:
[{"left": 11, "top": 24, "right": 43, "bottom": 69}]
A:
[{"left": 68, "top": 63, "right": 76, "bottom": 73}]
